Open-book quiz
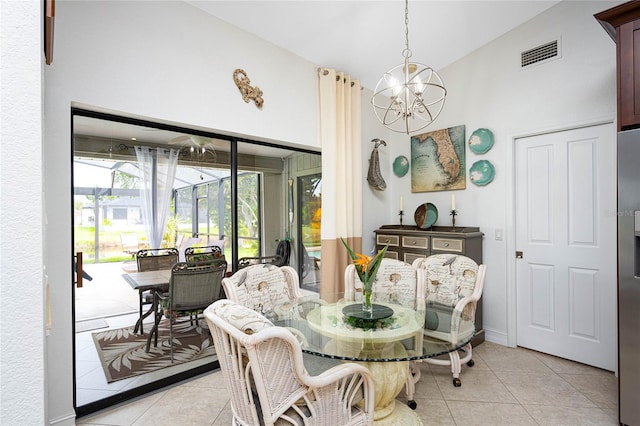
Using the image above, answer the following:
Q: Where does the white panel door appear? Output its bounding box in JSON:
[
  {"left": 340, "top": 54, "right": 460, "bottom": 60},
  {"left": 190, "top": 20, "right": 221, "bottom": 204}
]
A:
[{"left": 515, "top": 124, "right": 616, "bottom": 371}]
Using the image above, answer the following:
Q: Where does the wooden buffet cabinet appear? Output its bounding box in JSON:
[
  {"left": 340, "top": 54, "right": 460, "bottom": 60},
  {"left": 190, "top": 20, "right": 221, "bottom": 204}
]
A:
[
  {"left": 595, "top": 1, "right": 640, "bottom": 131},
  {"left": 374, "top": 225, "right": 485, "bottom": 344}
]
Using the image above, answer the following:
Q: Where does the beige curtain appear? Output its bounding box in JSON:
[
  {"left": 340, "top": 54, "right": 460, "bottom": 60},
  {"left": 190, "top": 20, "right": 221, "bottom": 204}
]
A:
[{"left": 318, "top": 68, "right": 362, "bottom": 301}]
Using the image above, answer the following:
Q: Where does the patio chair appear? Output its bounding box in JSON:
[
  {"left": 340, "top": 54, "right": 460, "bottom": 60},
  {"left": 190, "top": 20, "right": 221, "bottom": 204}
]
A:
[
  {"left": 134, "top": 248, "right": 179, "bottom": 334},
  {"left": 344, "top": 257, "right": 426, "bottom": 410},
  {"left": 204, "top": 299, "right": 375, "bottom": 426},
  {"left": 147, "top": 260, "right": 227, "bottom": 361},
  {"left": 237, "top": 254, "right": 284, "bottom": 270},
  {"left": 413, "top": 254, "right": 487, "bottom": 387},
  {"left": 185, "top": 245, "right": 225, "bottom": 264},
  {"left": 185, "top": 245, "right": 227, "bottom": 299},
  {"left": 301, "top": 245, "right": 320, "bottom": 279}
]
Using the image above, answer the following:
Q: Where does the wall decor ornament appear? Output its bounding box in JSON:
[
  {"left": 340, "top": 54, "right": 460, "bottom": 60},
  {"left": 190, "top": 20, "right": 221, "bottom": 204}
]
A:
[
  {"left": 233, "top": 69, "right": 264, "bottom": 108},
  {"left": 469, "top": 160, "right": 495, "bottom": 186},
  {"left": 367, "top": 138, "right": 387, "bottom": 191},
  {"left": 411, "top": 125, "right": 466, "bottom": 192},
  {"left": 468, "top": 128, "right": 494, "bottom": 154},
  {"left": 414, "top": 202, "right": 438, "bottom": 229},
  {"left": 393, "top": 155, "right": 410, "bottom": 177}
]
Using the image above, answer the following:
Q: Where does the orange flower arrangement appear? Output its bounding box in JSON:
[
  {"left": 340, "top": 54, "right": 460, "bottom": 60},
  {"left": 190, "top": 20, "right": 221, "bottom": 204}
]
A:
[{"left": 341, "top": 238, "right": 388, "bottom": 309}]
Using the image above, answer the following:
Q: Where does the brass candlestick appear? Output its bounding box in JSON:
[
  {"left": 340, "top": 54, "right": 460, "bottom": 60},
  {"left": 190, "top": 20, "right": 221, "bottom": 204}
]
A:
[
  {"left": 399, "top": 210, "right": 404, "bottom": 227},
  {"left": 450, "top": 209, "right": 458, "bottom": 229}
]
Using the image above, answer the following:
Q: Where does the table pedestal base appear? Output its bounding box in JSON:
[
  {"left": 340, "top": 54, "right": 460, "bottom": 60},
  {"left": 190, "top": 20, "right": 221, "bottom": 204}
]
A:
[
  {"left": 374, "top": 402, "right": 422, "bottom": 426},
  {"left": 351, "top": 343, "right": 422, "bottom": 425}
]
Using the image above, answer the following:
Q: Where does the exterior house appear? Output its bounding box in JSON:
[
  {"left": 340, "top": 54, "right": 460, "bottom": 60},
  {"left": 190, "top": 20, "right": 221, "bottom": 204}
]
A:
[
  {"left": 1, "top": 1, "right": 620, "bottom": 424},
  {"left": 78, "top": 196, "right": 142, "bottom": 227}
]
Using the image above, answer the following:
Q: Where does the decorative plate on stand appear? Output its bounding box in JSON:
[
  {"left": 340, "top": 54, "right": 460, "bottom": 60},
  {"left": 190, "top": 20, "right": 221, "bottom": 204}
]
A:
[{"left": 414, "top": 203, "right": 438, "bottom": 229}]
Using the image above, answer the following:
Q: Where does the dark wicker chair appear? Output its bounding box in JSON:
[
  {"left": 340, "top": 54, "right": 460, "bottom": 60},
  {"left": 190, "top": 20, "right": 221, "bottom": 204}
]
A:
[
  {"left": 136, "top": 248, "right": 179, "bottom": 271},
  {"left": 134, "top": 248, "right": 179, "bottom": 334},
  {"left": 184, "top": 245, "right": 224, "bottom": 264},
  {"left": 147, "top": 261, "right": 228, "bottom": 361},
  {"left": 237, "top": 255, "right": 284, "bottom": 270}
]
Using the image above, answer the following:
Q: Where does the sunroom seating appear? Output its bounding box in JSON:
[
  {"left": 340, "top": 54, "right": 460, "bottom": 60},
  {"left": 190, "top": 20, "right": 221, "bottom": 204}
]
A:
[{"left": 413, "top": 254, "right": 487, "bottom": 387}]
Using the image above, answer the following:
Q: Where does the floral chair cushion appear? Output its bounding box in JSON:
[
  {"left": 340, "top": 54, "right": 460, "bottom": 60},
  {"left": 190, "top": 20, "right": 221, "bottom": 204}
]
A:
[
  {"left": 226, "top": 264, "right": 295, "bottom": 314},
  {"left": 423, "top": 254, "right": 479, "bottom": 307},
  {"left": 350, "top": 258, "right": 419, "bottom": 308},
  {"left": 211, "top": 299, "right": 274, "bottom": 335}
]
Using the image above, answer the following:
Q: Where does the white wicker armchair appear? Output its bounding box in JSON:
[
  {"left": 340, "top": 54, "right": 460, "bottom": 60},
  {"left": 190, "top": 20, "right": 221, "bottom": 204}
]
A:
[
  {"left": 413, "top": 254, "right": 487, "bottom": 387},
  {"left": 344, "top": 257, "right": 426, "bottom": 410},
  {"left": 222, "top": 263, "right": 321, "bottom": 323},
  {"left": 205, "top": 299, "right": 375, "bottom": 426}
]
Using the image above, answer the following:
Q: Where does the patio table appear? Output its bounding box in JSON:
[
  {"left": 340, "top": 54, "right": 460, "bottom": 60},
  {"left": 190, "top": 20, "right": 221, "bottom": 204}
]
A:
[{"left": 122, "top": 270, "right": 171, "bottom": 334}]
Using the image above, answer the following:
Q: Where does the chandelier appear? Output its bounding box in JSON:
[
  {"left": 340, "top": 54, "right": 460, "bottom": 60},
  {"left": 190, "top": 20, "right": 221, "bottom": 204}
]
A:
[{"left": 371, "top": 0, "right": 446, "bottom": 134}]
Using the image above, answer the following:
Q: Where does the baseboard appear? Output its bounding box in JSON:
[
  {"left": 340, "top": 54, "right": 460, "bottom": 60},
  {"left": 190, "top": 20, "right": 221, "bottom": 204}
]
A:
[
  {"left": 484, "top": 328, "right": 508, "bottom": 347},
  {"left": 49, "top": 412, "right": 76, "bottom": 426}
]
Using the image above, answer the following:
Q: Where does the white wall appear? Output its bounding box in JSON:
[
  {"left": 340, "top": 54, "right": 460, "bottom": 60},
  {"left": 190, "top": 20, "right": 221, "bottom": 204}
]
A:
[
  {"left": 0, "top": 1, "right": 46, "bottom": 425},
  {"left": 44, "top": 1, "right": 321, "bottom": 423},
  {"left": 362, "top": 1, "right": 619, "bottom": 345}
]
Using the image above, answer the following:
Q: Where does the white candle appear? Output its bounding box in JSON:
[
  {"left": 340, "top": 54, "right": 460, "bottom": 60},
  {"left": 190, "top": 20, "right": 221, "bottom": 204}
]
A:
[
  {"left": 400, "top": 196, "right": 404, "bottom": 211},
  {"left": 451, "top": 193, "right": 456, "bottom": 211}
]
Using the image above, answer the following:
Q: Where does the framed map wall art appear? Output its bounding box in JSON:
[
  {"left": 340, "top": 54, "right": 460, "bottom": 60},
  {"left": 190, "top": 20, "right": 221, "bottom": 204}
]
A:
[{"left": 411, "top": 125, "right": 466, "bottom": 192}]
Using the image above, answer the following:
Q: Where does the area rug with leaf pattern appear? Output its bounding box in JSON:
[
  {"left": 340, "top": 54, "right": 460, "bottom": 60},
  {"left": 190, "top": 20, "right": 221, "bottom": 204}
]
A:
[{"left": 92, "top": 319, "right": 215, "bottom": 383}]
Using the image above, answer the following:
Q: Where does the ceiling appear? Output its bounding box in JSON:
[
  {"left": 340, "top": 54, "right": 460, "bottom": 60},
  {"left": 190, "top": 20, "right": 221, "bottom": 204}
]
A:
[
  {"left": 187, "top": 0, "right": 562, "bottom": 90},
  {"left": 74, "top": 1, "right": 562, "bottom": 150}
]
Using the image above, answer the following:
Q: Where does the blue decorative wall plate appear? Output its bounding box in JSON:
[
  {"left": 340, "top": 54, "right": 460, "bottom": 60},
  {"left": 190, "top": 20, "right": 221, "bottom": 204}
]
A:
[
  {"left": 393, "top": 155, "right": 410, "bottom": 177},
  {"left": 468, "top": 128, "right": 494, "bottom": 154},
  {"left": 469, "top": 160, "right": 495, "bottom": 186}
]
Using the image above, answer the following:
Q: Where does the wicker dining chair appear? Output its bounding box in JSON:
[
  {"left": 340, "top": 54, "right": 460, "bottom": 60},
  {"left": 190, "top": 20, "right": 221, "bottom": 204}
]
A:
[
  {"left": 344, "top": 257, "right": 426, "bottom": 410},
  {"left": 222, "top": 263, "right": 319, "bottom": 320},
  {"left": 413, "top": 254, "right": 487, "bottom": 387},
  {"left": 134, "top": 248, "right": 179, "bottom": 334},
  {"left": 147, "top": 261, "right": 227, "bottom": 361},
  {"left": 204, "top": 299, "right": 375, "bottom": 426}
]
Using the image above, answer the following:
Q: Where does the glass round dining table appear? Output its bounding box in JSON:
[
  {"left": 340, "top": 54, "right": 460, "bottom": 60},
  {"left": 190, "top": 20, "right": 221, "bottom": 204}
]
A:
[{"left": 267, "top": 295, "right": 475, "bottom": 425}]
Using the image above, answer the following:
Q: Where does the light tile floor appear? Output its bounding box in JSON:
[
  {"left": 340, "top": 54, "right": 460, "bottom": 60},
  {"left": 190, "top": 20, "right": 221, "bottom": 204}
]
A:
[{"left": 77, "top": 341, "right": 618, "bottom": 425}]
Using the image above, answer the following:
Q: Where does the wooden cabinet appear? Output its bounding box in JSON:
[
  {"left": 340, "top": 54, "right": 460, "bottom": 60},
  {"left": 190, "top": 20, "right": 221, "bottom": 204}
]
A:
[
  {"left": 374, "top": 225, "right": 485, "bottom": 344},
  {"left": 374, "top": 225, "right": 483, "bottom": 264},
  {"left": 595, "top": 2, "right": 640, "bottom": 130}
]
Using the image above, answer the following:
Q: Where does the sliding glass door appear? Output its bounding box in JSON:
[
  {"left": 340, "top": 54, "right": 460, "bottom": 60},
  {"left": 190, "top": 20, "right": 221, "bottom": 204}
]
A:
[{"left": 72, "top": 109, "right": 320, "bottom": 416}]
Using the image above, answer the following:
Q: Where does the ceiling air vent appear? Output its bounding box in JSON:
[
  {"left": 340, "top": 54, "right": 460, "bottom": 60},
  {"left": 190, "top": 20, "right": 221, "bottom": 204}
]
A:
[{"left": 521, "top": 40, "right": 559, "bottom": 68}]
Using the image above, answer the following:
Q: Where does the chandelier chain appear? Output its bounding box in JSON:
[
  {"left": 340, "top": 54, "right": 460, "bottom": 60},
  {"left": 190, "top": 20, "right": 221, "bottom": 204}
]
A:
[{"left": 403, "top": 0, "right": 411, "bottom": 59}]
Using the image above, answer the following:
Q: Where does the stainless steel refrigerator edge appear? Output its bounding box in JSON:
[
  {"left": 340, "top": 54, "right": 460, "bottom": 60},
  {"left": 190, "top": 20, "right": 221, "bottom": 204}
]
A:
[{"left": 618, "top": 129, "right": 640, "bottom": 426}]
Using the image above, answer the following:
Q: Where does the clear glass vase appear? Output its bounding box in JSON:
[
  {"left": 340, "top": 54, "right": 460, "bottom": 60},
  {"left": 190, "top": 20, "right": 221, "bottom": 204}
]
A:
[{"left": 362, "top": 287, "right": 373, "bottom": 316}]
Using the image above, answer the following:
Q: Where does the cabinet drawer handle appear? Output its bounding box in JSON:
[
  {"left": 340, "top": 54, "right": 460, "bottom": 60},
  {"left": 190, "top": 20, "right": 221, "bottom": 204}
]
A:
[
  {"left": 411, "top": 241, "right": 416, "bottom": 245},
  {"left": 442, "top": 242, "right": 449, "bottom": 247},
  {"left": 385, "top": 239, "right": 390, "bottom": 243}
]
